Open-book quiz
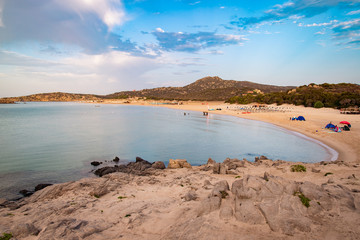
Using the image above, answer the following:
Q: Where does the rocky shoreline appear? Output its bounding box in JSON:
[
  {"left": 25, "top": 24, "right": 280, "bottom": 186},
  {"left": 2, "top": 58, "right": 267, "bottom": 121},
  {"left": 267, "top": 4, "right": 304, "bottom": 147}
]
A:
[{"left": 1, "top": 156, "right": 360, "bottom": 239}]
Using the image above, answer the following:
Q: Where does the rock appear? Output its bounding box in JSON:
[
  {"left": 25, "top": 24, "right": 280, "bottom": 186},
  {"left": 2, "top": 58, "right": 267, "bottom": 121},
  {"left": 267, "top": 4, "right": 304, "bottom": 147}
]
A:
[
  {"left": 197, "top": 196, "right": 221, "bottom": 216},
  {"left": 203, "top": 180, "right": 212, "bottom": 190},
  {"left": 34, "top": 183, "right": 53, "bottom": 192},
  {"left": 235, "top": 199, "right": 266, "bottom": 225},
  {"left": 272, "top": 160, "right": 286, "bottom": 167},
  {"left": 113, "top": 156, "right": 120, "bottom": 162},
  {"left": 90, "top": 185, "right": 109, "bottom": 198},
  {"left": 12, "top": 223, "right": 40, "bottom": 238},
  {"left": 207, "top": 158, "right": 216, "bottom": 165},
  {"left": 94, "top": 166, "right": 119, "bottom": 177},
  {"left": 167, "top": 159, "right": 192, "bottom": 169},
  {"left": 264, "top": 172, "right": 271, "bottom": 181},
  {"left": 328, "top": 177, "right": 335, "bottom": 184},
  {"left": 0, "top": 198, "right": 7, "bottom": 205},
  {"left": 219, "top": 164, "right": 227, "bottom": 175},
  {"left": 184, "top": 190, "right": 197, "bottom": 201},
  {"left": 19, "top": 189, "right": 33, "bottom": 197},
  {"left": 94, "top": 158, "right": 154, "bottom": 177},
  {"left": 260, "top": 155, "right": 268, "bottom": 160},
  {"left": 311, "top": 168, "right": 321, "bottom": 173},
  {"left": 91, "top": 161, "right": 102, "bottom": 166},
  {"left": 211, "top": 180, "right": 229, "bottom": 198},
  {"left": 219, "top": 205, "right": 233, "bottom": 220},
  {"left": 213, "top": 163, "right": 220, "bottom": 174},
  {"left": 226, "top": 170, "right": 237, "bottom": 175},
  {"left": 136, "top": 156, "right": 146, "bottom": 162},
  {"left": 152, "top": 161, "right": 165, "bottom": 169},
  {"left": 200, "top": 165, "right": 212, "bottom": 171}
]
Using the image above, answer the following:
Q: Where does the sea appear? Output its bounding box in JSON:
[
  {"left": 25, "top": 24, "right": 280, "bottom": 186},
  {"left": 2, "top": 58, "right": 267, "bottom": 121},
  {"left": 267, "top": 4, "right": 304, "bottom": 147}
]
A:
[{"left": 0, "top": 102, "right": 336, "bottom": 199}]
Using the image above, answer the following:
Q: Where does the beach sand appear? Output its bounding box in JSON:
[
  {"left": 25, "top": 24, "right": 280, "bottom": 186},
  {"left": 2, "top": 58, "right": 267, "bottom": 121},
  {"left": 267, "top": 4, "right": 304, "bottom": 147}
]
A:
[{"left": 1, "top": 101, "right": 359, "bottom": 239}]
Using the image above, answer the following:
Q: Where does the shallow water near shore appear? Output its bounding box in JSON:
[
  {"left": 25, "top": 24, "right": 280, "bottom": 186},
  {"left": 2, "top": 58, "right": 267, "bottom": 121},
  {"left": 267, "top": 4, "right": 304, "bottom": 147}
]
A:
[{"left": 0, "top": 102, "right": 335, "bottom": 199}]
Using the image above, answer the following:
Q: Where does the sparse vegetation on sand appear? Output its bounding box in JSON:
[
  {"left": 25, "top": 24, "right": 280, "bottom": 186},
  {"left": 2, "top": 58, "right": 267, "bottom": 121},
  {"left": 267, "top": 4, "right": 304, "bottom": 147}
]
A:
[{"left": 291, "top": 164, "right": 307, "bottom": 172}]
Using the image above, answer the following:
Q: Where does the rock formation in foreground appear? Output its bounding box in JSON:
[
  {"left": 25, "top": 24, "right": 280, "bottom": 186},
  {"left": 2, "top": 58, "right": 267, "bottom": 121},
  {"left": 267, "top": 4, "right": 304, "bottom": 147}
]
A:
[{"left": 0, "top": 157, "right": 359, "bottom": 239}]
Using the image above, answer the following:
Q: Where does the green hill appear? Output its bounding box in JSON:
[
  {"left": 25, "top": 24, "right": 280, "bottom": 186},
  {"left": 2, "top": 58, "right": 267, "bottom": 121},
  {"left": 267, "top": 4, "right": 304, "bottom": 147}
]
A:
[{"left": 226, "top": 83, "right": 360, "bottom": 108}]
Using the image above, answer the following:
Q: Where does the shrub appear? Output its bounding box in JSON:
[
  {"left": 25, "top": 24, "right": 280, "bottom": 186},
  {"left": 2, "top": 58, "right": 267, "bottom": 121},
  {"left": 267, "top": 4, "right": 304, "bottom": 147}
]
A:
[
  {"left": 297, "top": 192, "right": 311, "bottom": 208},
  {"left": 291, "top": 165, "right": 307, "bottom": 172},
  {"left": 220, "top": 191, "right": 229, "bottom": 199},
  {"left": 0, "top": 233, "right": 13, "bottom": 240},
  {"left": 314, "top": 101, "right": 324, "bottom": 108}
]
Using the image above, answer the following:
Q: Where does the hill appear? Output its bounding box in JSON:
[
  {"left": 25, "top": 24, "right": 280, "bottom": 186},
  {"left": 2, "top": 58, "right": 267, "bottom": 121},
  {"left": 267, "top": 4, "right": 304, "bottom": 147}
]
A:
[
  {"left": 106, "top": 76, "right": 294, "bottom": 101},
  {"left": 227, "top": 83, "right": 360, "bottom": 108},
  {"left": 0, "top": 92, "right": 103, "bottom": 103}
]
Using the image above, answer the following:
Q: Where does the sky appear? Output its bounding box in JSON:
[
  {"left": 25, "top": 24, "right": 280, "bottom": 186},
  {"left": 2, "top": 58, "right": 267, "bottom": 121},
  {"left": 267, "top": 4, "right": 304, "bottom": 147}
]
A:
[{"left": 0, "top": 0, "right": 360, "bottom": 97}]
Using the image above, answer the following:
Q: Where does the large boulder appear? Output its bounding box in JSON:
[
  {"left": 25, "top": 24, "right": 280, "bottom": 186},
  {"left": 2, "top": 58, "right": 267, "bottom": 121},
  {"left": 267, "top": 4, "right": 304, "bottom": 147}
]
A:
[{"left": 167, "top": 159, "right": 192, "bottom": 169}]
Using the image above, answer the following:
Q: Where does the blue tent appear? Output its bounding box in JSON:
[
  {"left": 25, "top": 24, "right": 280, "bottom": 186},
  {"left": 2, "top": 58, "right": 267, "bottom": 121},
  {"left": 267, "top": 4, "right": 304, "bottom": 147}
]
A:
[
  {"left": 325, "top": 123, "right": 336, "bottom": 129},
  {"left": 297, "top": 116, "right": 306, "bottom": 121}
]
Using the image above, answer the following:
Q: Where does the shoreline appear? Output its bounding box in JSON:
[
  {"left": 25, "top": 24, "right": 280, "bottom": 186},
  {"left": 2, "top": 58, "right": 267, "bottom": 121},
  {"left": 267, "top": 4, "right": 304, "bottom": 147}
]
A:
[{"left": 98, "top": 100, "right": 359, "bottom": 164}]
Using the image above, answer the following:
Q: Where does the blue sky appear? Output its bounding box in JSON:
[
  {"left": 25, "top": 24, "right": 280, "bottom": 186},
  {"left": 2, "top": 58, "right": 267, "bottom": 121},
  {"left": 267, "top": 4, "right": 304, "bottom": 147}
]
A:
[{"left": 0, "top": 0, "right": 360, "bottom": 97}]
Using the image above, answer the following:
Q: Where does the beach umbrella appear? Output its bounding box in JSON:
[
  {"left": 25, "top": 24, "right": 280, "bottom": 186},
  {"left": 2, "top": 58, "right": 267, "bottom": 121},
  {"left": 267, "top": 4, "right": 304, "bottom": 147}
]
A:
[{"left": 340, "top": 121, "right": 350, "bottom": 125}]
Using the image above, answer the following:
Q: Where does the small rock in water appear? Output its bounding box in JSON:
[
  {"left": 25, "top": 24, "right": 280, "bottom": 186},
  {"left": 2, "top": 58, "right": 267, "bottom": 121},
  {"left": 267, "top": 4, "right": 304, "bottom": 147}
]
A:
[
  {"left": 19, "top": 189, "right": 33, "bottom": 197},
  {"left": 91, "top": 161, "right": 102, "bottom": 166},
  {"left": 113, "top": 157, "right": 120, "bottom": 162}
]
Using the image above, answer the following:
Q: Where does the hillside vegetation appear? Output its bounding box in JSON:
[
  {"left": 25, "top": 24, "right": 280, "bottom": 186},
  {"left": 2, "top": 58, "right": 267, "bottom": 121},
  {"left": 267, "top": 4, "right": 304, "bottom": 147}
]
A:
[
  {"left": 106, "top": 76, "right": 293, "bottom": 101},
  {"left": 226, "top": 83, "right": 360, "bottom": 108}
]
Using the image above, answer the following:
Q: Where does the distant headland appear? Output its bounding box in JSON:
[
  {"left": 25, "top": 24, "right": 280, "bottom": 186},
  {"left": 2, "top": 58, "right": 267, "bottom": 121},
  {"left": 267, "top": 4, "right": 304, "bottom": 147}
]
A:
[{"left": 1, "top": 76, "right": 359, "bottom": 109}]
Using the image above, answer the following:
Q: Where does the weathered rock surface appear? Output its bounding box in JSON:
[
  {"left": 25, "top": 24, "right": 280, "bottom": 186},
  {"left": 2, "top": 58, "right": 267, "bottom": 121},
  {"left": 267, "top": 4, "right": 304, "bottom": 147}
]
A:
[
  {"left": 1, "top": 160, "right": 359, "bottom": 240},
  {"left": 213, "top": 158, "right": 246, "bottom": 174},
  {"left": 230, "top": 173, "right": 360, "bottom": 236},
  {"left": 167, "top": 159, "right": 192, "bottom": 169}
]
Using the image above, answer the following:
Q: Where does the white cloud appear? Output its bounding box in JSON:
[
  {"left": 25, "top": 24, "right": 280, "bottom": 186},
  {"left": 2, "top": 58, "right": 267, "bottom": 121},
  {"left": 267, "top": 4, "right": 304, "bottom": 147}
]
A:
[
  {"left": 347, "top": 9, "right": 360, "bottom": 15},
  {"left": 156, "top": 28, "right": 165, "bottom": 33},
  {"left": 55, "top": 0, "right": 126, "bottom": 29},
  {"left": 298, "top": 20, "right": 338, "bottom": 27}
]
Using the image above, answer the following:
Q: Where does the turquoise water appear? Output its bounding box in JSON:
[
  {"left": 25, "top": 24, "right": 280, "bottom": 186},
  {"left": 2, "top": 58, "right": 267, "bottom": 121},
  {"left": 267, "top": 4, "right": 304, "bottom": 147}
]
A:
[{"left": 0, "top": 102, "right": 335, "bottom": 199}]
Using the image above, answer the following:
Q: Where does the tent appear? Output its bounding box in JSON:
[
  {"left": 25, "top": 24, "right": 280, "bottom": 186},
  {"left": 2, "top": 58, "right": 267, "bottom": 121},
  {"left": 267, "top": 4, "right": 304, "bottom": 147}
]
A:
[
  {"left": 297, "top": 116, "right": 306, "bottom": 121},
  {"left": 342, "top": 125, "right": 350, "bottom": 131},
  {"left": 325, "top": 123, "right": 336, "bottom": 129},
  {"left": 340, "top": 121, "right": 351, "bottom": 128}
]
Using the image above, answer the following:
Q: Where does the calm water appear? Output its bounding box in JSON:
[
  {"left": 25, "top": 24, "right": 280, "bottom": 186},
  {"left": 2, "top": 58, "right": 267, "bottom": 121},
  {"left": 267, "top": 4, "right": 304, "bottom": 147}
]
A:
[{"left": 0, "top": 102, "right": 335, "bottom": 199}]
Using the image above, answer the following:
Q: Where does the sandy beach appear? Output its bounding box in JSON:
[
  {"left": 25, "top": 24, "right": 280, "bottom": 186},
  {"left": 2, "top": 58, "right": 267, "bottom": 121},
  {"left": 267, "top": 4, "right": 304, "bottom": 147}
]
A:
[{"left": 1, "top": 101, "right": 359, "bottom": 239}]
